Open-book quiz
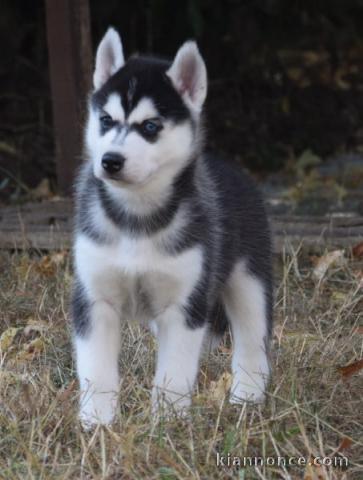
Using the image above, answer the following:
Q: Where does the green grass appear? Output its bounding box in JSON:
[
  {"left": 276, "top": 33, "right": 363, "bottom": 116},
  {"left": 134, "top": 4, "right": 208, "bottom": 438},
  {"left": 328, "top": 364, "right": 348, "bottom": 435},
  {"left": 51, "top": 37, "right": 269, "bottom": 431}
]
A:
[{"left": 0, "top": 247, "right": 362, "bottom": 479}]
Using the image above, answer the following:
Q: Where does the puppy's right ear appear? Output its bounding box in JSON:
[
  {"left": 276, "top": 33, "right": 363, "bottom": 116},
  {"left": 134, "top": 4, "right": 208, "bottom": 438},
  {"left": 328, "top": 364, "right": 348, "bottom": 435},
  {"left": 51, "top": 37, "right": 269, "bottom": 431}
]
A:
[{"left": 93, "top": 27, "right": 124, "bottom": 90}]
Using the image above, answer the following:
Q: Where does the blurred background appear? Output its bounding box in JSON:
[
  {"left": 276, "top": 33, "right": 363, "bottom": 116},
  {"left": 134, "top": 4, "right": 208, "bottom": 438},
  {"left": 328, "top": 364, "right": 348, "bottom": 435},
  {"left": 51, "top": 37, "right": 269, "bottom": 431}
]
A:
[{"left": 1, "top": 0, "right": 363, "bottom": 213}]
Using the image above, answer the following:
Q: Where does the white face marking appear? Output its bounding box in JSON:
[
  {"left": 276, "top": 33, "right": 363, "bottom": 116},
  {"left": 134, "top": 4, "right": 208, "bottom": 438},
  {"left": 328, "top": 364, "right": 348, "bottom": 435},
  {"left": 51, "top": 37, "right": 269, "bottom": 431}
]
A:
[
  {"left": 127, "top": 97, "right": 158, "bottom": 124},
  {"left": 103, "top": 93, "right": 125, "bottom": 123}
]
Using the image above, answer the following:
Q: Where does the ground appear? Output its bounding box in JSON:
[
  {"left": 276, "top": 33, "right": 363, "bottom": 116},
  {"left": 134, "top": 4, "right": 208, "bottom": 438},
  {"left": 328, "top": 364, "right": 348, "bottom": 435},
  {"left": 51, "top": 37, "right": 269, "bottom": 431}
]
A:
[{"left": 0, "top": 248, "right": 362, "bottom": 479}]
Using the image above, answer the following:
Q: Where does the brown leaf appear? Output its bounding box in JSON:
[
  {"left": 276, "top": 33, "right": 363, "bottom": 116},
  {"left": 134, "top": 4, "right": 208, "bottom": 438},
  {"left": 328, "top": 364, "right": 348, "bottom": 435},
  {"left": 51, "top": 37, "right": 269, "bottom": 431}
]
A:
[
  {"left": 57, "top": 380, "right": 77, "bottom": 404},
  {"left": 338, "top": 358, "right": 363, "bottom": 379},
  {"left": 312, "top": 250, "right": 345, "bottom": 281},
  {"left": 354, "top": 326, "right": 363, "bottom": 335},
  {"left": 35, "top": 251, "right": 68, "bottom": 277},
  {"left": 16, "top": 337, "right": 46, "bottom": 363},
  {"left": 352, "top": 241, "right": 363, "bottom": 258},
  {"left": 50, "top": 250, "right": 68, "bottom": 265},
  {"left": 337, "top": 437, "right": 353, "bottom": 452},
  {"left": 209, "top": 372, "right": 232, "bottom": 403},
  {"left": 35, "top": 255, "right": 56, "bottom": 276}
]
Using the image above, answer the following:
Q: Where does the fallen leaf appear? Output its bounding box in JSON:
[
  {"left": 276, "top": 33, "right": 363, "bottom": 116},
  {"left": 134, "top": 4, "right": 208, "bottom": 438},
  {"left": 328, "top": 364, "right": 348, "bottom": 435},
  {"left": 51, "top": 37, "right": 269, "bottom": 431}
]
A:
[
  {"left": 209, "top": 372, "right": 232, "bottom": 403},
  {"left": 50, "top": 250, "right": 68, "bottom": 265},
  {"left": 352, "top": 241, "right": 363, "bottom": 258},
  {"left": 354, "top": 326, "right": 363, "bottom": 335},
  {"left": 312, "top": 250, "right": 345, "bottom": 281},
  {"left": 16, "top": 337, "right": 46, "bottom": 363},
  {"left": 57, "top": 380, "right": 77, "bottom": 403},
  {"left": 35, "top": 255, "right": 56, "bottom": 276},
  {"left": 35, "top": 251, "right": 68, "bottom": 277},
  {"left": 329, "top": 436, "right": 353, "bottom": 459},
  {"left": 24, "top": 318, "right": 49, "bottom": 337},
  {"left": 338, "top": 358, "right": 363, "bottom": 379},
  {"left": 337, "top": 437, "right": 353, "bottom": 452},
  {"left": 0, "top": 327, "right": 21, "bottom": 352}
]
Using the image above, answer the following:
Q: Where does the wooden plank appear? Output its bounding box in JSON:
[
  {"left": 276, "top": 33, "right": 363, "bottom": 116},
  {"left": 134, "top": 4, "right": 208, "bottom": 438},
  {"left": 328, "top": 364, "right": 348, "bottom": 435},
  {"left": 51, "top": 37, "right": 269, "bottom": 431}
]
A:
[
  {"left": 0, "top": 200, "right": 73, "bottom": 250},
  {"left": 45, "top": 0, "right": 92, "bottom": 195},
  {"left": 0, "top": 201, "right": 362, "bottom": 252}
]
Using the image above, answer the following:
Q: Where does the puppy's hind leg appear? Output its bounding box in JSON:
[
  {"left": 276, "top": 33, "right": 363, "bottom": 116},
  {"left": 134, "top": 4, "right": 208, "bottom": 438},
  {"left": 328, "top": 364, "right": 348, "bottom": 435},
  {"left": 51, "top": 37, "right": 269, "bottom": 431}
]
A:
[{"left": 223, "top": 261, "right": 271, "bottom": 404}]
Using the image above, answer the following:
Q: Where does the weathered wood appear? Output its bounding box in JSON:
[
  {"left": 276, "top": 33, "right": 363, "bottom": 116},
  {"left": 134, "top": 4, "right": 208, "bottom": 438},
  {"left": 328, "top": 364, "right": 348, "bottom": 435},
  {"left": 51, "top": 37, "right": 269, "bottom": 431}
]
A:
[
  {"left": 0, "top": 200, "right": 73, "bottom": 250},
  {"left": 45, "top": 0, "right": 92, "bottom": 195},
  {"left": 0, "top": 201, "right": 362, "bottom": 252}
]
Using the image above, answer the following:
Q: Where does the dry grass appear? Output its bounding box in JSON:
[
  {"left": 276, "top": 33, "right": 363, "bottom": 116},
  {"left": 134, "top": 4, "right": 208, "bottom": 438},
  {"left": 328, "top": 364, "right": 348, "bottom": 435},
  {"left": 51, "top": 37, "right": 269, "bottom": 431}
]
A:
[{"left": 0, "top": 246, "right": 362, "bottom": 479}]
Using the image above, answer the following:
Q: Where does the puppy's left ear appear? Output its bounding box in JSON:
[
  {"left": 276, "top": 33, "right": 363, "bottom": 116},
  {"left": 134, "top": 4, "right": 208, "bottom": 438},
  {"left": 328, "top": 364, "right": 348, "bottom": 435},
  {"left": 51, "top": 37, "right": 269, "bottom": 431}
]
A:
[
  {"left": 93, "top": 27, "right": 124, "bottom": 90},
  {"left": 167, "top": 41, "right": 207, "bottom": 113}
]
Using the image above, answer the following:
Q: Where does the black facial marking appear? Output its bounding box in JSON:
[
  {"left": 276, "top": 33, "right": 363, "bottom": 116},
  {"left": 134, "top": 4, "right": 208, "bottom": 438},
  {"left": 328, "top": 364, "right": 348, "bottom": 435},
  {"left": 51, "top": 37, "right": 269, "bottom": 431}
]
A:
[
  {"left": 100, "top": 113, "right": 118, "bottom": 134},
  {"left": 92, "top": 56, "right": 190, "bottom": 123},
  {"left": 97, "top": 161, "right": 196, "bottom": 236},
  {"left": 127, "top": 77, "right": 137, "bottom": 110}
]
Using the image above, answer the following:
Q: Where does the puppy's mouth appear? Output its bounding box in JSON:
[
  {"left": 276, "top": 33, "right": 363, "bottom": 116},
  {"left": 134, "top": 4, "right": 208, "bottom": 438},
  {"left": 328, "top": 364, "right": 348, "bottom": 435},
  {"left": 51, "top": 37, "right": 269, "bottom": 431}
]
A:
[{"left": 100, "top": 171, "right": 153, "bottom": 188}]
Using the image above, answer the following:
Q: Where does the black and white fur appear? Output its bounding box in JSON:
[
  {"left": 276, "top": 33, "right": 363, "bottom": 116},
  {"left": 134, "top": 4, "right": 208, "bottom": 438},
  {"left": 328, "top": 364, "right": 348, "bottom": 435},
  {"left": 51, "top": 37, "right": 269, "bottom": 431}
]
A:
[{"left": 72, "top": 27, "right": 273, "bottom": 427}]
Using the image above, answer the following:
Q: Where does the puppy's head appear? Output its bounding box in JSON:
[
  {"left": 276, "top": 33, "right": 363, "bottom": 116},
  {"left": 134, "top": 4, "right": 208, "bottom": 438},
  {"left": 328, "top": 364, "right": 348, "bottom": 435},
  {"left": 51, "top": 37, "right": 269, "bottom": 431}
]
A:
[{"left": 86, "top": 27, "right": 207, "bottom": 189}]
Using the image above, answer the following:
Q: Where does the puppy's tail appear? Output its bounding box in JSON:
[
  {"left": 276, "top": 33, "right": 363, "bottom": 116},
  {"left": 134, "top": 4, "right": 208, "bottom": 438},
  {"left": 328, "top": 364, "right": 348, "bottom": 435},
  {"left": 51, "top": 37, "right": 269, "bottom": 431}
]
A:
[{"left": 205, "top": 301, "right": 228, "bottom": 352}]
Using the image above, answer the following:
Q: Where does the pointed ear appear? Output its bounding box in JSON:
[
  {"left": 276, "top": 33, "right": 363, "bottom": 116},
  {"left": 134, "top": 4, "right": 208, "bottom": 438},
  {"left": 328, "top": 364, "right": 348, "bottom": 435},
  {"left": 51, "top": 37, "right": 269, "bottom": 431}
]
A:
[
  {"left": 166, "top": 41, "right": 207, "bottom": 113},
  {"left": 93, "top": 27, "right": 124, "bottom": 90}
]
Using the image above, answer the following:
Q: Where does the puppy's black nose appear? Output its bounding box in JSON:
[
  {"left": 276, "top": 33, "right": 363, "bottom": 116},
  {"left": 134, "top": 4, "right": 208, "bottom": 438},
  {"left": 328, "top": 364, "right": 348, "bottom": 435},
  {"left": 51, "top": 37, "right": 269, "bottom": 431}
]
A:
[{"left": 101, "top": 152, "right": 125, "bottom": 174}]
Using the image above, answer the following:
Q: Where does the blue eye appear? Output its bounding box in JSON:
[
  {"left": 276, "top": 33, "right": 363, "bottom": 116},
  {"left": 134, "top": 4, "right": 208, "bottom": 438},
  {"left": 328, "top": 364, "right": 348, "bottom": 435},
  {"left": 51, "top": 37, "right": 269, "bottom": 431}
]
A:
[
  {"left": 142, "top": 120, "right": 160, "bottom": 135},
  {"left": 100, "top": 114, "right": 115, "bottom": 130}
]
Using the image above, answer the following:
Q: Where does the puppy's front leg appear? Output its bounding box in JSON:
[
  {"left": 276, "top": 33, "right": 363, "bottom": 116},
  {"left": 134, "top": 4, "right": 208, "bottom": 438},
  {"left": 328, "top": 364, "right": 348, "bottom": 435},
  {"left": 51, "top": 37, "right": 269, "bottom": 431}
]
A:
[
  {"left": 73, "top": 288, "right": 121, "bottom": 428},
  {"left": 152, "top": 307, "right": 206, "bottom": 414}
]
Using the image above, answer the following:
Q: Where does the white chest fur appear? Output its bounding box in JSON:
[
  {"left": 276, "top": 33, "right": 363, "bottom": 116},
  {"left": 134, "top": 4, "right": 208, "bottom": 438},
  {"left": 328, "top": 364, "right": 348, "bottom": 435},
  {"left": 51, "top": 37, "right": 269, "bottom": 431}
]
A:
[{"left": 74, "top": 232, "right": 203, "bottom": 321}]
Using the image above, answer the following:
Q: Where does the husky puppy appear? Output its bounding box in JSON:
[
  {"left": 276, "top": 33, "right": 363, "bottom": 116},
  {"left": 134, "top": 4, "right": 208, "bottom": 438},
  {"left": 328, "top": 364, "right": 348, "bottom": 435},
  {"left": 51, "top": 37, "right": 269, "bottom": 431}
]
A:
[{"left": 72, "top": 27, "right": 273, "bottom": 427}]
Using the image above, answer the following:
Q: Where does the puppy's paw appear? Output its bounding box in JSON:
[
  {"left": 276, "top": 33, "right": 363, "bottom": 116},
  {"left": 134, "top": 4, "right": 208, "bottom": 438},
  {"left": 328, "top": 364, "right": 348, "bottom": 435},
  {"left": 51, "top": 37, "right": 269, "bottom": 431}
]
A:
[
  {"left": 229, "top": 374, "right": 266, "bottom": 405},
  {"left": 151, "top": 387, "right": 191, "bottom": 419},
  {"left": 79, "top": 391, "right": 118, "bottom": 429}
]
